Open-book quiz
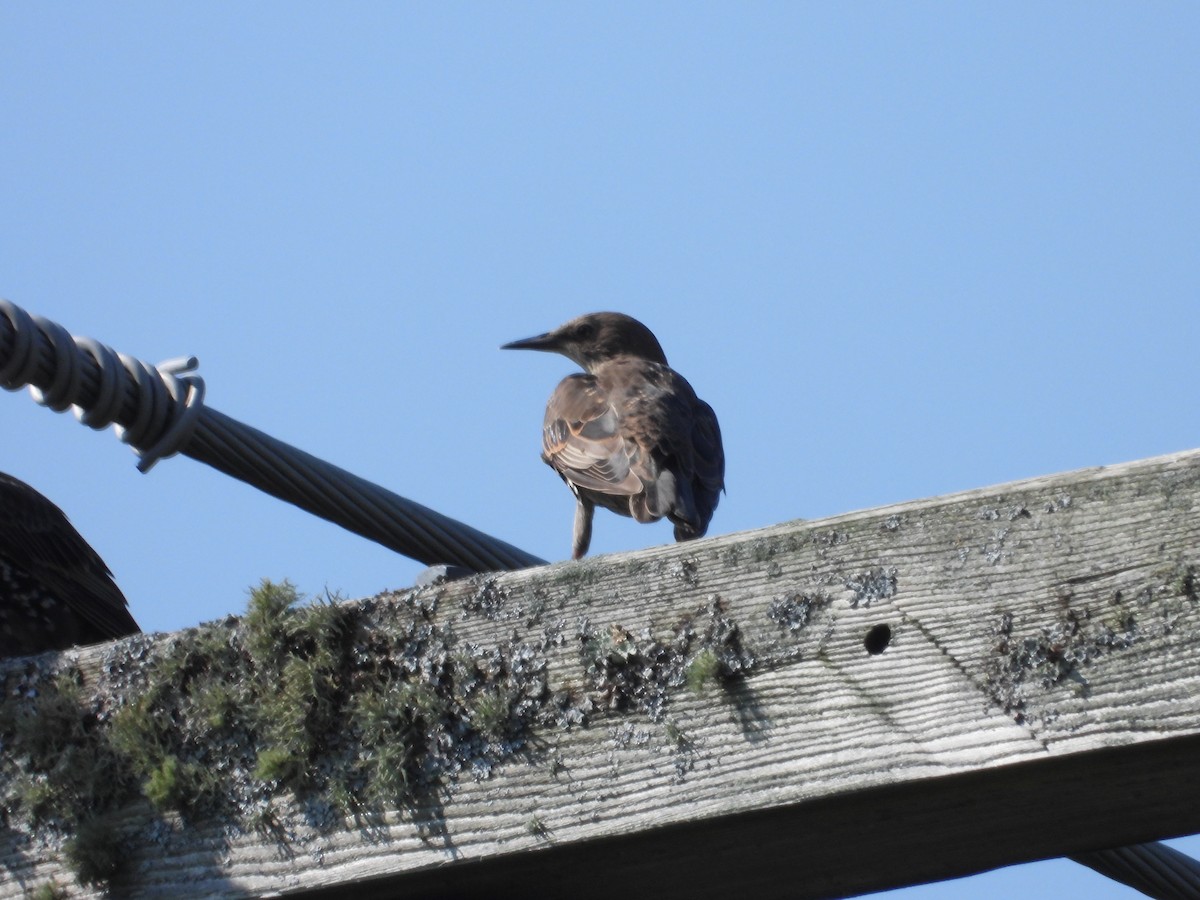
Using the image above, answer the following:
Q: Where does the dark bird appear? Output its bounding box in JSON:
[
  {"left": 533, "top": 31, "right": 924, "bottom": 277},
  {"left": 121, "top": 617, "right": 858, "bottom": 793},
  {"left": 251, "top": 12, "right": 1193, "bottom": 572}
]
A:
[
  {"left": 0, "top": 472, "right": 140, "bottom": 657},
  {"left": 503, "top": 312, "right": 724, "bottom": 559}
]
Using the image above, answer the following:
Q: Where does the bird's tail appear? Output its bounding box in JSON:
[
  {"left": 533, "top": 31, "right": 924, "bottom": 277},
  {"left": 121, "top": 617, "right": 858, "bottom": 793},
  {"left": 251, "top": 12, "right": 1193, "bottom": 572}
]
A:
[{"left": 667, "top": 475, "right": 708, "bottom": 542}]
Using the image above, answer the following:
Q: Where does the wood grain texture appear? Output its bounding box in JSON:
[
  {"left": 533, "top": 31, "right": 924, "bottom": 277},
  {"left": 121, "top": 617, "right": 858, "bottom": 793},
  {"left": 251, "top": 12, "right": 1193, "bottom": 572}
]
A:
[{"left": 3, "top": 448, "right": 1199, "bottom": 898}]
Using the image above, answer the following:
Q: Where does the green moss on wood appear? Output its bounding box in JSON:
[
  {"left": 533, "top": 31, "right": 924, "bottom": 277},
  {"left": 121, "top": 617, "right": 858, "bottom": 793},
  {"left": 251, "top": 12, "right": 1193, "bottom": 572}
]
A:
[
  {"left": 29, "top": 881, "right": 68, "bottom": 900},
  {"left": 685, "top": 649, "right": 721, "bottom": 693},
  {"left": 0, "top": 578, "right": 756, "bottom": 891}
]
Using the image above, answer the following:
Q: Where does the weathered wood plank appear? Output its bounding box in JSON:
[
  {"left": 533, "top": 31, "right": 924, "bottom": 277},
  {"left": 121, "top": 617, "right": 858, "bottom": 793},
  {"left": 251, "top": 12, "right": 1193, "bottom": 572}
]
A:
[{"left": 2, "top": 448, "right": 1198, "bottom": 898}]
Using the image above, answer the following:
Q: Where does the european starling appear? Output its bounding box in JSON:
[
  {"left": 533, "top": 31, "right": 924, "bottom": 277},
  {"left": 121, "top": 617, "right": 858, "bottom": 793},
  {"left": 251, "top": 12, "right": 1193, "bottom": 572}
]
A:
[
  {"left": 503, "top": 312, "right": 724, "bottom": 559},
  {"left": 0, "top": 472, "right": 140, "bottom": 657}
]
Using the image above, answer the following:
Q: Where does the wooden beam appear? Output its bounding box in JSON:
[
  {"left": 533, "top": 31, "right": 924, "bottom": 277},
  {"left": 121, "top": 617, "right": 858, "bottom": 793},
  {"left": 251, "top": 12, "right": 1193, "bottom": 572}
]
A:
[{"left": 2, "top": 448, "right": 1199, "bottom": 898}]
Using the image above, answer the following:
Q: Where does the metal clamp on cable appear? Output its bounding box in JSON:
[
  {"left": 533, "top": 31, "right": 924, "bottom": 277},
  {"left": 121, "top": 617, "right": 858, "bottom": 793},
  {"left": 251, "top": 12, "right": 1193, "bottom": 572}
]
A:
[{"left": 128, "top": 357, "right": 206, "bottom": 473}]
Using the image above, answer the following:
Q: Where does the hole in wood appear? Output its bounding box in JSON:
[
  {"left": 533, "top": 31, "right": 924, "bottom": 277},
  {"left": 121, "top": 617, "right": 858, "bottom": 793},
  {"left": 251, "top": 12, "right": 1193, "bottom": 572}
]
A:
[{"left": 864, "top": 623, "right": 891, "bottom": 655}]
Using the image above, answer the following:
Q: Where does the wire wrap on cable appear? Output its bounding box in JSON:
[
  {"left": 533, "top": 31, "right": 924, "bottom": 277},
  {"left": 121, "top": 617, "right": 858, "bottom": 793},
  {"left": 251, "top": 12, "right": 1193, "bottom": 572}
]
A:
[
  {"left": 0, "top": 301, "right": 203, "bottom": 469},
  {"left": 0, "top": 298, "right": 544, "bottom": 573}
]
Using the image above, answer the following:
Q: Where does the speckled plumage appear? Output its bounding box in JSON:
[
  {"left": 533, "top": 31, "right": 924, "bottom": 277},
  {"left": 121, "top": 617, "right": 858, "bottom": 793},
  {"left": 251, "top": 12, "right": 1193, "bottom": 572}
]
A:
[
  {"left": 503, "top": 312, "right": 725, "bottom": 559},
  {"left": 0, "top": 472, "right": 139, "bottom": 657}
]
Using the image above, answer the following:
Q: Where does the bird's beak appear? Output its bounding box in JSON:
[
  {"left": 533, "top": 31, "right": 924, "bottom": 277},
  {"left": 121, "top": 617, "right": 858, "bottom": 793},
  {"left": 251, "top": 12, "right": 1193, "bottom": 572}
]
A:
[{"left": 501, "top": 332, "right": 560, "bottom": 352}]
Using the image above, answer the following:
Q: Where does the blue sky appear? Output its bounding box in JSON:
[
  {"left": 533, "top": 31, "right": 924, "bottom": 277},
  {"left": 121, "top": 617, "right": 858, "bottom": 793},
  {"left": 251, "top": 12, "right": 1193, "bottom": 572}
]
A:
[{"left": 2, "top": 4, "right": 1197, "bottom": 896}]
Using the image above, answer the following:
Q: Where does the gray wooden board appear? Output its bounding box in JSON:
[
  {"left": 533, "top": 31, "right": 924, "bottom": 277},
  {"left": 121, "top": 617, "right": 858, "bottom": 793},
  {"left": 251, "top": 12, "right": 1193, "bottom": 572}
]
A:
[{"left": 2, "top": 448, "right": 1198, "bottom": 898}]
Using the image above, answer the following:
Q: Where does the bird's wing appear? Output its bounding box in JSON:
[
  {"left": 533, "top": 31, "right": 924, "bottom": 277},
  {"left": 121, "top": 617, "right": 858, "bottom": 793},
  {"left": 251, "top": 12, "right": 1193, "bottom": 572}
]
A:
[
  {"left": 690, "top": 398, "right": 726, "bottom": 498},
  {"left": 0, "top": 473, "right": 139, "bottom": 642},
  {"left": 612, "top": 367, "right": 724, "bottom": 533},
  {"left": 541, "top": 375, "right": 644, "bottom": 496}
]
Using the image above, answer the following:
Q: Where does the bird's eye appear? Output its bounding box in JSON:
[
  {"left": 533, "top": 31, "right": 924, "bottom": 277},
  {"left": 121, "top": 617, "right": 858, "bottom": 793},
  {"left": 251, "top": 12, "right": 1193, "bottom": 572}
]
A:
[{"left": 575, "top": 322, "right": 596, "bottom": 340}]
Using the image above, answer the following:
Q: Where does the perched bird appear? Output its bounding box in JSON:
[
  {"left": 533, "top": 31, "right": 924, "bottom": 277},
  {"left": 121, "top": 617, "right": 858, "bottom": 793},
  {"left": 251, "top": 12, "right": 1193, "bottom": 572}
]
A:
[
  {"left": 0, "top": 472, "right": 140, "bottom": 657},
  {"left": 503, "top": 312, "right": 724, "bottom": 559}
]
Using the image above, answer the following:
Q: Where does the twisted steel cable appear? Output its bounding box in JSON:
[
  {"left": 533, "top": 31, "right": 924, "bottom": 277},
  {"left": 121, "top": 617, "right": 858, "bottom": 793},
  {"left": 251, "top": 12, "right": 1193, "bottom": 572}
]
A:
[
  {"left": 0, "top": 299, "right": 544, "bottom": 573},
  {"left": 1071, "top": 843, "right": 1200, "bottom": 900}
]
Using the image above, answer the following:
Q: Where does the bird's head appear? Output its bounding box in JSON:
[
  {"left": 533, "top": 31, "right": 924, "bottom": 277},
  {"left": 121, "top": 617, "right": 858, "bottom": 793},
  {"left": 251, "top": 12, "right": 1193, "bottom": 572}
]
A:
[{"left": 501, "top": 312, "right": 668, "bottom": 372}]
